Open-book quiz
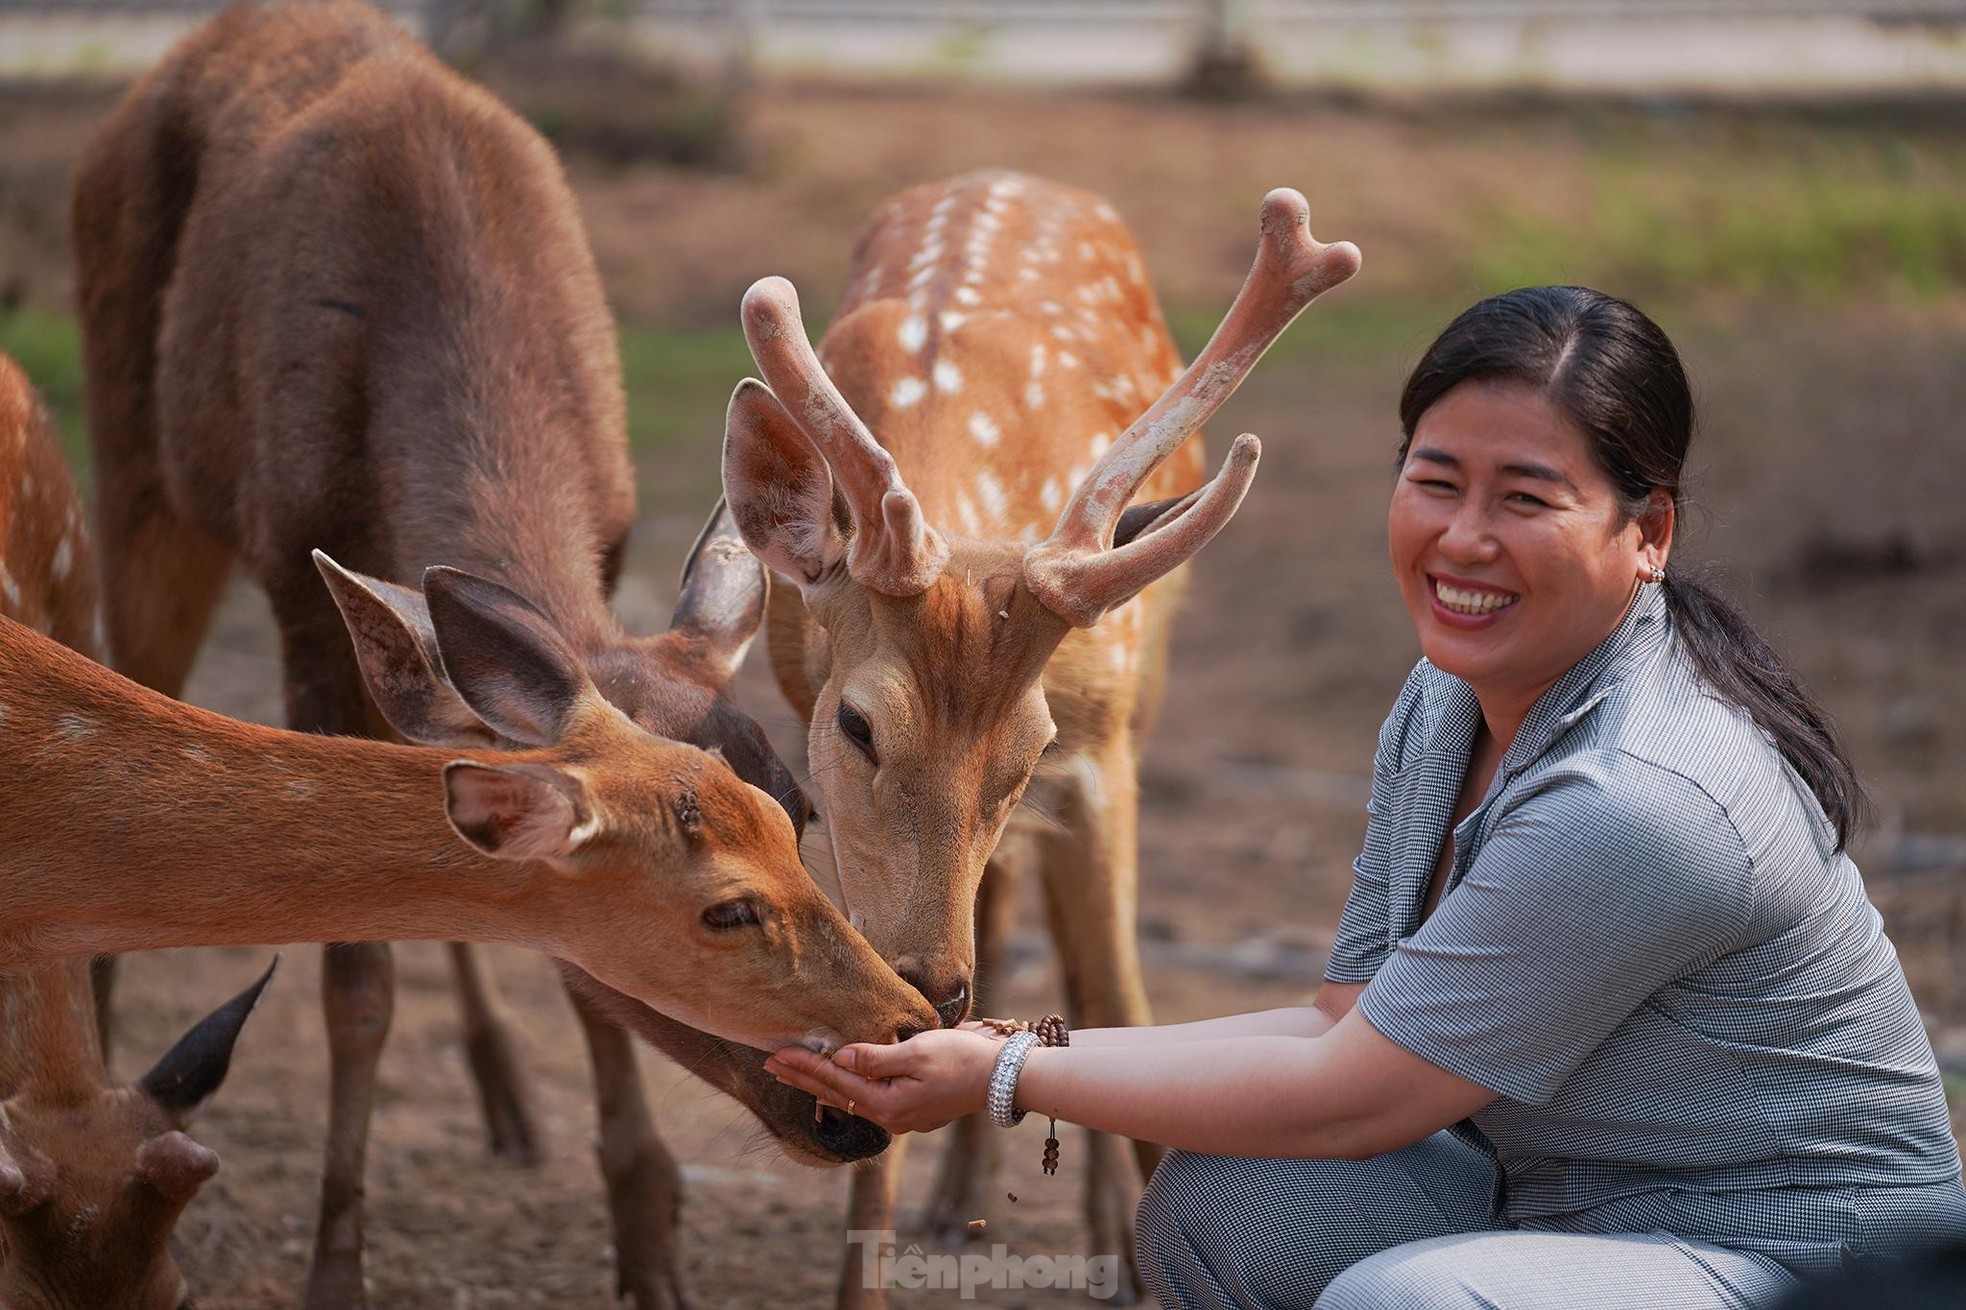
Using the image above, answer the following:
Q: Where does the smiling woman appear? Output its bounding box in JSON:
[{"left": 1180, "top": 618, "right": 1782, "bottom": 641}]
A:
[{"left": 763, "top": 287, "right": 1966, "bottom": 1310}]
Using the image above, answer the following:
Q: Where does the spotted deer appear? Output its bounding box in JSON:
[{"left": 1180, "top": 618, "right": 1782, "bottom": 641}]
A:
[
  {"left": 723, "top": 172, "right": 1358, "bottom": 1300},
  {"left": 0, "top": 350, "right": 281, "bottom": 1310},
  {"left": 69, "top": 3, "right": 877, "bottom": 1305}
]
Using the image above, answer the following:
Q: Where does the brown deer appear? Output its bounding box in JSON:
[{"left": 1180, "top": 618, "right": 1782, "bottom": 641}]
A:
[
  {"left": 0, "top": 955, "right": 277, "bottom": 1310},
  {"left": 0, "top": 558, "right": 933, "bottom": 1048},
  {"left": 722, "top": 172, "right": 1358, "bottom": 1301},
  {"left": 0, "top": 570, "right": 938, "bottom": 1306},
  {"left": 0, "top": 349, "right": 279, "bottom": 1310},
  {"left": 70, "top": 2, "right": 845, "bottom": 1304}
]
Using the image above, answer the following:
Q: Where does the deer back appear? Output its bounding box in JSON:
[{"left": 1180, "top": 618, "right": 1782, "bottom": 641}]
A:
[
  {"left": 74, "top": 0, "right": 633, "bottom": 639},
  {"left": 0, "top": 356, "right": 95, "bottom": 658}
]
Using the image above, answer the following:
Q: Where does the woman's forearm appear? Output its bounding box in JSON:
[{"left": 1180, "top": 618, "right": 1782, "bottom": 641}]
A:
[
  {"left": 1013, "top": 1035, "right": 1386, "bottom": 1158},
  {"left": 1071, "top": 1006, "right": 1334, "bottom": 1050}
]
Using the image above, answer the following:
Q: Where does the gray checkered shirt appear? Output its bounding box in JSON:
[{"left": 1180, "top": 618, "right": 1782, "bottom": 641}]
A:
[{"left": 1329, "top": 582, "right": 1963, "bottom": 1224}]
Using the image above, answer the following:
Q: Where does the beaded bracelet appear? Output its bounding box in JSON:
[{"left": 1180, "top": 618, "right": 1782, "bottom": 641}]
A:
[{"left": 980, "top": 1013, "right": 1070, "bottom": 1176}]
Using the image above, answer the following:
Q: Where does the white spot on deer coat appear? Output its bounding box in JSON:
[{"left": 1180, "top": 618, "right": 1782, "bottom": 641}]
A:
[
  {"left": 1057, "top": 351, "right": 1080, "bottom": 369},
  {"left": 1030, "top": 344, "right": 1048, "bottom": 376},
  {"left": 968, "top": 411, "right": 1001, "bottom": 447},
  {"left": 0, "top": 565, "right": 18, "bottom": 611},
  {"left": 933, "top": 360, "right": 963, "bottom": 394},
  {"left": 55, "top": 713, "right": 96, "bottom": 741},
  {"left": 898, "top": 316, "right": 928, "bottom": 353},
  {"left": 51, "top": 536, "right": 72, "bottom": 582},
  {"left": 955, "top": 285, "right": 982, "bottom": 306},
  {"left": 975, "top": 471, "right": 1009, "bottom": 520},
  {"left": 890, "top": 377, "right": 928, "bottom": 408},
  {"left": 1040, "top": 478, "right": 1064, "bottom": 511},
  {"left": 1025, "top": 381, "right": 1046, "bottom": 409},
  {"left": 1090, "top": 432, "right": 1113, "bottom": 458},
  {"left": 939, "top": 312, "right": 967, "bottom": 333},
  {"left": 956, "top": 492, "right": 982, "bottom": 536}
]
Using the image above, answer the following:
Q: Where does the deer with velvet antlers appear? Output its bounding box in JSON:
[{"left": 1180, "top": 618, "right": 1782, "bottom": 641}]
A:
[{"left": 723, "top": 171, "right": 1358, "bottom": 1299}]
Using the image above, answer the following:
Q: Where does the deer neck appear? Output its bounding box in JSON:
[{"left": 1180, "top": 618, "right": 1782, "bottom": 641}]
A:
[
  {"left": 0, "top": 960, "right": 103, "bottom": 1102},
  {"left": 0, "top": 631, "right": 562, "bottom": 965},
  {"left": 382, "top": 447, "right": 629, "bottom": 655}
]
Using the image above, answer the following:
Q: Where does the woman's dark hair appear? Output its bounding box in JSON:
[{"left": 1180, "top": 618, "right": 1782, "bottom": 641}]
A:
[{"left": 1398, "top": 286, "right": 1866, "bottom": 850}]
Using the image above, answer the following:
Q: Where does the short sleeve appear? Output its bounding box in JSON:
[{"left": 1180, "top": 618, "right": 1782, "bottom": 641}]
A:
[
  {"left": 1324, "top": 669, "right": 1427, "bottom": 984},
  {"left": 1356, "top": 753, "right": 1754, "bottom": 1104}
]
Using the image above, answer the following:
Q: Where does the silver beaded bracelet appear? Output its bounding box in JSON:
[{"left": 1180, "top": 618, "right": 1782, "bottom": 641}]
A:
[{"left": 986, "top": 1030, "right": 1041, "bottom": 1128}]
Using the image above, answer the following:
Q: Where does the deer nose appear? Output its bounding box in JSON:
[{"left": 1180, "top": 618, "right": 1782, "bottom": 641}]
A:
[{"left": 897, "top": 966, "right": 972, "bottom": 1030}]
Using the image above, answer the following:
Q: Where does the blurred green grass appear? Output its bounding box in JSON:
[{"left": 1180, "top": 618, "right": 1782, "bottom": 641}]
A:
[
  {"left": 0, "top": 302, "right": 86, "bottom": 474},
  {"left": 1465, "top": 121, "right": 1966, "bottom": 301}
]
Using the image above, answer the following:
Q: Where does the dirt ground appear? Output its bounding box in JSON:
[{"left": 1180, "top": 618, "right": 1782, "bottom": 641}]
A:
[{"left": 2, "top": 67, "right": 1963, "bottom": 1308}]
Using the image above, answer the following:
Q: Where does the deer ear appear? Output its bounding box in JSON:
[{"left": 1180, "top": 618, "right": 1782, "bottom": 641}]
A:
[
  {"left": 424, "top": 568, "right": 594, "bottom": 747},
  {"left": 136, "top": 956, "right": 278, "bottom": 1126},
  {"left": 722, "top": 379, "right": 848, "bottom": 587},
  {"left": 444, "top": 761, "right": 596, "bottom": 862},
  {"left": 314, "top": 551, "right": 498, "bottom": 747},
  {"left": 669, "top": 497, "right": 766, "bottom": 684}
]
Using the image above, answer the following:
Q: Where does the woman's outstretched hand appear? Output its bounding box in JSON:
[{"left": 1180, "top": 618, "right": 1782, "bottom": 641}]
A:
[{"left": 765, "top": 1026, "right": 1005, "bottom": 1135}]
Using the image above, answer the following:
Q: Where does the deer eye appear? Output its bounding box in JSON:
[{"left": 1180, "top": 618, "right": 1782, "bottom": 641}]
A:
[
  {"left": 702, "top": 899, "right": 763, "bottom": 932},
  {"left": 836, "top": 702, "right": 878, "bottom": 764}
]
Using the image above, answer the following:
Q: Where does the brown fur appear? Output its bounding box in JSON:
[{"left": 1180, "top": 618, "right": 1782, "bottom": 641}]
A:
[
  {"left": 724, "top": 173, "right": 1354, "bottom": 1303},
  {"left": 0, "top": 609, "right": 933, "bottom": 1047},
  {"left": 0, "top": 353, "right": 228, "bottom": 1310},
  {"left": 68, "top": 5, "right": 864, "bottom": 1303}
]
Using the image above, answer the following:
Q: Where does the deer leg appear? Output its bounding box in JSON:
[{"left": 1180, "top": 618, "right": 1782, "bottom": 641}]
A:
[
  {"left": 567, "top": 979, "right": 689, "bottom": 1310},
  {"left": 1033, "top": 750, "right": 1157, "bottom": 1306},
  {"left": 836, "top": 1144, "right": 907, "bottom": 1310},
  {"left": 446, "top": 942, "right": 543, "bottom": 1164},
  {"left": 266, "top": 586, "right": 399, "bottom": 1310},
  {"left": 923, "top": 830, "right": 1029, "bottom": 1244},
  {"left": 307, "top": 940, "right": 394, "bottom": 1310}
]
